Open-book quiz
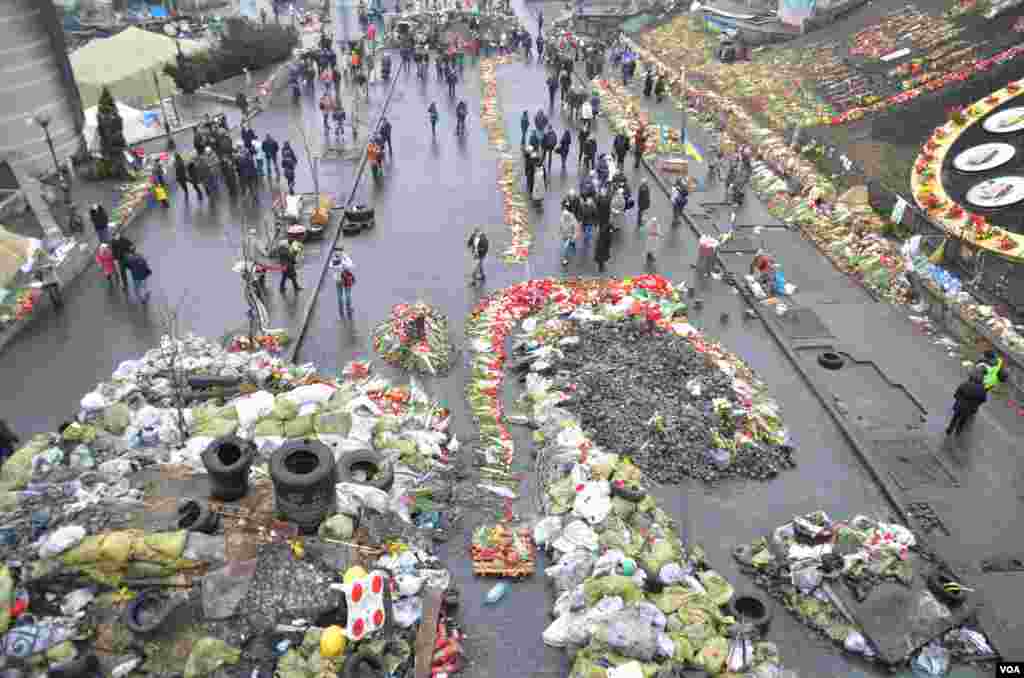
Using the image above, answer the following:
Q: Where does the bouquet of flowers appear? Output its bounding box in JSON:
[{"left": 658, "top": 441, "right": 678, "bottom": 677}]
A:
[{"left": 372, "top": 302, "right": 452, "bottom": 374}]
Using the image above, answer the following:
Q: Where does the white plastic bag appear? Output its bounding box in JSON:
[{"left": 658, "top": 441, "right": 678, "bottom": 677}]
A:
[
  {"left": 282, "top": 383, "right": 335, "bottom": 407},
  {"left": 336, "top": 483, "right": 390, "bottom": 513},
  {"left": 80, "top": 392, "right": 107, "bottom": 412},
  {"left": 234, "top": 391, "right": 276, "bottom": 427},
  {"left": 533, "top": 516, "right": 564, "bottom": 547},
  {"left": 552, "top": 520, "right": 599, "bottom": 554},
  {"left": 38, "top": 525, "right": 87, "bottom": 558}
]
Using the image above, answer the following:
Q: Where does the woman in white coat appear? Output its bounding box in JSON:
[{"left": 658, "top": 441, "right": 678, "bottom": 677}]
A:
[{"left": 580, "top": 99, "right": 594, "bottom": 133}]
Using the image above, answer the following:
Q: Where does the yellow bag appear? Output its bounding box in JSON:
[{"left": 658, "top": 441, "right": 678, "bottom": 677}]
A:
[{"left": 153, "top": 185, "right": 168, "bottom": 202}]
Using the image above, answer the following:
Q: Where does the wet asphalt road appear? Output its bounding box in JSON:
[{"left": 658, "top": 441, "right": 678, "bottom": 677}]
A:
[{"left": 0, "top": 5, "right": 975, "bottom": 675}]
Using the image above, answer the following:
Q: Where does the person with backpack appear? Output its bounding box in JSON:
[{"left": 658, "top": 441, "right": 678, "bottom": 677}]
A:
[
  {"left": 946, "top": 365, "right": 988, "bottom": 436},
  {"left": 124, "top": 250, "right": 153, "bottom": 303},
  {"left": 329, "top": 247, "right": 355, "bottom": 318},
  {"left": 467, "top": 228, "right": 489, "bottom": 285},
  {"left": 456, "top": 101, "right": 468, "bottom": 136}
]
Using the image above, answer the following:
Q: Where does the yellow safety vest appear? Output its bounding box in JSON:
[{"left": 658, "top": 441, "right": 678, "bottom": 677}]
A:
[{"left": 984, "top": 357, "right": 1003, "bottom": 391}]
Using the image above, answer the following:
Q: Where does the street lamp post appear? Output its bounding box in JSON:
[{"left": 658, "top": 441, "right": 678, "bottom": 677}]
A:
[
  {"left": 32, "top": 112, "right": 61, "bottom": 177},
  {"left": 152, "top": 71, "right": 177, "bottom": 151}
]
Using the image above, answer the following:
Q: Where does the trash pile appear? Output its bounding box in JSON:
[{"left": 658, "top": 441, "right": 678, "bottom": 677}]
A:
[
  {"left": 471, "top": 523, "right": 536, "bottom": 578},
  {"left": 0, "top": 335, "right": 463, "bottom": 676},
  {"left": 545, "top": 318, "right": 795, "bottom": 484},
  {"left": 372, "top": 302, "right": 453, "bottom": 375},
  {"left": 465, "top": 276, "right": 797, "bottom": 676},
  {"left": 479, "top": 55, "right": 533, "bottom": 264},
  {"left": 733, "top": 511, "right": 997, "bottom": 672},
  {"left": 225, "top": 329, "right": 291, "bottom": 355}
]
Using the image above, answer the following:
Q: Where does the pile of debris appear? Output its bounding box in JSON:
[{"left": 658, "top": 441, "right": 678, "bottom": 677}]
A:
[
  {"left": 518, "top": 317, "right": 798, "bottom": 676},
  {"left": 548, "top": 318, "right": 795, "bottom": 484},
  {"left": 734, "top": 511, "right": 997, "bottom": 674},
  {"left": 0, "top": 335, "right": 463, "bottom": 676}
]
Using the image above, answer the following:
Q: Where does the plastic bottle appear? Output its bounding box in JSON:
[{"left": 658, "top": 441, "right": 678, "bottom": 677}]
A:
[{"left": 484, "top": 582, "right": 510, "bottom": 605}]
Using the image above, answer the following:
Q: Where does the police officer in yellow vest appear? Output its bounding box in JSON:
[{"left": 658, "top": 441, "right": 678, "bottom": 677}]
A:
[{"left": 982, "top": 350, "right": 1006, "bottom": 392}]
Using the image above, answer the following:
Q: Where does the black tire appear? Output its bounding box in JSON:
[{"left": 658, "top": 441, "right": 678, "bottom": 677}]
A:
[
  {"left": 177, "top": 499, "right": 219, "bottom": 534},
  {"left": 337, "top": 449, "right": 394, "bottom": 491},
  {"left": 611, "top": 484, "right": 647, "bottom": 503},
  {"left": 270, "top": 439, "right": 337, "bottom": 533},
  {"left": 123, "top": 590, "right": 184, "bottom": 634},
  {"left": 726, "top": 593, "right": 773, "bottom": 635},
  {"left": 47, "top": 653, "right": 100, "bottom": 678},
  {"left": 342, "top": 652, "right": 385, "bottom": 678},
  {"left": 818, "top": 351, "right": 844, "bottom": 370},
  {"left": 345, "top": 205, "right": 375, "bottom": 227},
  {"left": 202, "top": 435, "right": 256, "bottom": 501}
]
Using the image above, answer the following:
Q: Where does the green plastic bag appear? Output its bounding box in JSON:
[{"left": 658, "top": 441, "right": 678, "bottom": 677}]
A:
[
  {"left": 698, "top": 570, "right": 735, "bottom": 606},
  {"left": 272, "top": 396, "right": 299, "bottom": 421},
  {"left": 61, "top": 423, "right": 96, "bottom": 443},
  {"left": 193, "top": 417, "right": 238, "bottom": 438},
  {"left": 640, "top": 538, "right": 679, "bottom": 574},
  {"left": 651, "top": 586, "right": 692, "bottom": 614},
  {"left": 669, "top": 632, "right": 695, "bottom": 663},
  {"left": 611, "top": 496, "right": 636, "bottom": 517},
  {"left": 276, "top": 649, "right": 313, "bottom": 678},
  {"left": 214, "top": 404, "right": 239, "bottom": 421},
  {"left": 254, "top": 419, "right": 285, "bottom": 437},
  {"left": 0, "top": 435, "right": 49, "bottom": 491},
  {"left": 583, "top": 575, "right": 644, "bottom": 606},
  {"left": 314, "top": 410, "right": 352, "bottom": 436},
  {"left": 184, "top": 638, "right": 241, "bottom": 678},
  {"left": 102, "top": 403, "right": 132, "bottom": 434},
  {"left": 284, "top": 415, "right": 315, "bottom": 438},
  {"left": 373, "top": 415, "right": 402, "bottom": 435}
]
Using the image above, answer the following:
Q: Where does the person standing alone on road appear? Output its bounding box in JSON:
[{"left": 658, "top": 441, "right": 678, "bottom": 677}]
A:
[
  {"left": 329, "top": 247, "right": 355, "bottom": 318},
  {"left": 467, "top": 228, "right": 489, "bottom": 285},
  {"left": 520, "top": 111, "right": 530, "bottom": 146},
  {"left": 379, "top": 116, "right": 393, "bottom": 156},
  {"left": 946, "top": 366, "right": 988, "bottom": 436},
  {"left": 428, "top": 102, "right": 439, "bottom": 137}
]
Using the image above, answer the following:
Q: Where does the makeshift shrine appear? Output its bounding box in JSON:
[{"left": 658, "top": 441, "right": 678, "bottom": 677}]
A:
[
  {"left": 734, "top": 511, "right": 997, "bottom": 671},
  {"left": 372, "top": 302, "right": 453, "bottom": 375},
  {"left": 471, "top": 524, "right": 537, "bottom": 577}
]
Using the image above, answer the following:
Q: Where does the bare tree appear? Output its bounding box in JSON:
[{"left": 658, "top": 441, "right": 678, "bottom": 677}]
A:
[{"left": 157, "top": 292, "right": 192, "bottom": 448}]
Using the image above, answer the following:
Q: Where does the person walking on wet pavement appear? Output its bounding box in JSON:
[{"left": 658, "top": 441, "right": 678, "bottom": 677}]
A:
[
  {"left": 559, "top": 70, "right": 571, "bottom": 103},
  {"left": 637, "top": 179, "right": 651, "bottom": 226},
  {"left": 542, "top": 127, "right": 558, "bottom": 173},
  {"left": 556, "top": 129, "right": 572, "bottom": 172},
  {"left": 428, "top": 102, "right": 439, "bottom": 137},
  {"left": 582, "top": 135, "right": 597, "bottom": 172},
  {"left": 110, "top": 232, "right": 134, "bottom": 289},
  {"left": 520, "top": 111, "right": 530, "bottom": 145},
  {"left": 467, "top": 227, "right": 489, "bottom": 285},
  {"left": 560, "top": 207, "right": 579, "bottom": 266},
  {"left": 320, "top": 93, "right": 334, "bottom": 129},
  {"left": 236, "top": 91, "right": 249, "bottom": 118},
  {"left": 329, "top": 247, "right": 355, "bottom": 318},
  {"left": 96, "top": 243, "right": 116, "bottom": 287},
  {"left": 446, "top": 67, "right": 458, "bottom": 98},
  {"left": 262, "top": 134, "right": 280, "bottom": 176},
  {"left": 613, "top": 132, "right": 630, "bottom": 169},
  {"left": 580, "top": 196, "right": 597, "bottom": 244},
  {"left": 173, "top": 153, "right": 190, "bottom": 199},
  {"left": 186, "top": 157, "right": 205, "bottom": 200},
  {"left": 643, "top": 68, "right": 654, "bottom": 98},
  {"left": 534, "top": 108, "right": 547, "bottom": 133},
  {"left": 547, "top": 74, "right": 558, "bottom": 109},
  {"left": 654, "top": 72, "right": 666, "bottom": 103},
  {"left": 611, "top": 186, "right": 626, "bottom": 232},
  {"left": 124, "top": 249, "right": 153, "bottom": 304},
  {"left": 580, "top": 97, "right": 593, "bottom": 133},
  {"left": 380, "top": 116, "right": 393, "bottom": 156},
  {"left": 278, "top": 242, "right": 302, "bottom": 294},
  {"left": 89, "top": 203, "right": 110, "bottom": 244},
  {"left": 455, "top": 101, "right": 468, "bottom": 136},
  {"left": 946, "top": 365, "right": 988, "bottom": 436},
  {"left": 577, "top": 126, "right": 590, "bottom": 166},
  {"left": 643, "top": 216, "right": 662, "bottom": 262},
  {"left": 634, "top": 125, "right": 647, "bottom": 169},
  {"left": 281, "top": 141, "right": 298, "bottom": 192},
  {"left": 595, "top": 216, "right": 613, "bottom": 273}
]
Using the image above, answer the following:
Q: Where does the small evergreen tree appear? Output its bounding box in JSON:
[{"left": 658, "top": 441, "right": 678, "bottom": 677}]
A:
[{"left": 96, "top": 87, "right": 126, "bottom": 177}]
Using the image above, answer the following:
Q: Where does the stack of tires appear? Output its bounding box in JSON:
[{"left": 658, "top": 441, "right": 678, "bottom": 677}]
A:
[
  {"left": 343, "top": 205, "right": 375, "bottom": 233},
  {"left": 271, "top": 440, "right": 337, "bottom": 533}
]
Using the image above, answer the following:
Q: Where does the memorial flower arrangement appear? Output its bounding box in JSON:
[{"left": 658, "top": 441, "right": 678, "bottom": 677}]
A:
[{"left": 372, "top": 302, "right": 452, "bottom": 374}]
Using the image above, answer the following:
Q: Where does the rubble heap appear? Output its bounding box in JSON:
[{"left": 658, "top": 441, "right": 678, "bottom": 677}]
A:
[{"left": 0, "top": 335, "right": 463, "bottom": 676}]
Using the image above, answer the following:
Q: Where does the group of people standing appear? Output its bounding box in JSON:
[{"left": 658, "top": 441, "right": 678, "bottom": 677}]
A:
[{"left": 88, "top": 206, "right": 153, "bottom": 304}]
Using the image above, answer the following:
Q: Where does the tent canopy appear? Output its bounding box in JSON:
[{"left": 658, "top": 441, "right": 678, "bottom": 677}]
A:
[
  {"left": 0, "top": 226, "right": 34, "bottom": 289},
  {"left": 82, "top": 103, "right": 157, "bottom": 153},
  {"left": 71, "top": 27, "right": 206, "bottom": 110}
]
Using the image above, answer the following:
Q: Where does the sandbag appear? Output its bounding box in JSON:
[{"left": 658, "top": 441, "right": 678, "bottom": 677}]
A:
[
  {"left": 102, "top": 403, "right": 132, "bottom": 434},
  {"left": 314, "top": 410, "right": 352, "bottom": 436},
  {"left": 184, "top": 638, "right": 241, "bottom": 678},
  {"left": 254, "top": 419, "right": 285, "bottom": 437},
  {"left": 283, "top": 415, "right": 315, "bottom": 438},
  {"left": 272, "top": 396, "right": 300, "bottom": 421}
]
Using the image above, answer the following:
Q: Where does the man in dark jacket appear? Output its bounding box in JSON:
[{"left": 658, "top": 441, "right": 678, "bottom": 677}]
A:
[
  {"left": 637, "top": 179, "right": 651, "bottom": 226},
  {"left": 546, "top": 75, "right": 559, "bottom": 109},
  {"left": 556, "top": 130, "right": 572, "bottom": 172},
  {"left": 262, "top": 133, "right": 280, "bottom": 176},
  {"left": 559, "top": 71, "right": 571, "bottom": 102},
  {"left": 582, "top": 136, "right": 597, "bottom": 172},
  {"left": 634, "top": 126, "right": 647, "bottom": 169},
  {"left": 524, "top": 148, "right": 537, "bottom": 196},
  {"left": 534, "top": 109, "right": 547, "bottom": 133},
  {"left": 542, "top": 128, "right": 558, "bottom": 173},
  {"left": 577, "top": 127, "right": 590, "bottom": 165},
  {"left": 379, "top": 117, "right": 393, "bottom": 156},
  {"left": 467, "top": 228, "right": 489, "bottom": 284},
  {"left": 643, "top": 69, "right": 654, "bottom": 98},
  {"left": 89, "top": 203, "right": 110, "bottom": 243},
  {"left": 124, "top": 250, "right": 152, "bottom": 303},
  {"left": 241, "top": 126, "right": 258, "bottom": 155},
  {"left": 612, "top": 132, "right": 630, "bottom": 168},
  {"left": 110, "top": 233, "right": 134, "bottom": 289},
  {"left": 278, "top": 245, "right": 302, "bottom": 294},
  {"left": 946, "top": 366, "right": 988, "bottom": 436},
  {"left": 174, "top": 153, "right": 190, "bottom": 200},
  {"left": 236, "top": 91, "right": 249, "bottom": 118}
]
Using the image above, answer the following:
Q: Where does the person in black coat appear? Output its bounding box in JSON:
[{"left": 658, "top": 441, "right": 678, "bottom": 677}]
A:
[
  {"left": 110, "top": 233, "right": 134, "bottom": 289},
  {"left": 173, "top": 153, "right": 190, "bottom": 199},
  {"left": 556, "top": 129, "right": 572, "bottom": 172},
  {"left": 534, "top": 109, "right": 547, "bottom": 133},
  {"left": 577, "top": 127, "right": 590, "bottom": 165},
  {"left": 596, "top": 187, "right": 612, "bottom": 230},
  {"left": 643, "top": 69, "right": 654, "bottom": 98},
  {"left": 546, "top": 75, "right": 558, "bottom": 109},
  {"left": 520, "top": 111, "right": 530, "bottom": 146},
  {"left": 612, "top": 133, "right": 630, "bottom": 168},
  {"left": 524, "top": 148, "right": 537, "bottom": 196},
  {"left": 637, "top": 179, "right": 651, "bottom": 226},
  {"left": 595, "top": 218, "right": 613, "bottom": 273},
  {"left": 467, "top": 228, "right": 489, "bottom": 284},
  {"left": 542, "top": 128, "right": 558, "bottom": 173},
  {"left": 654, "top": 74, "right": 666, "bottom": 103},
  {"left": 262, "top": 133, "right": 280, "bottom": 176},
  {"left": 379, "top": 117, "right": 393, "bottom": 156},
  {"left": 186, "top": 159, "right": 204, "bottom": 200},
  {"left": 946, "top": 366, "right": 988, "bottom": 436},
  {"left": 89, "top": 204, "right": 110, "bottom": 243},
  {"left": 582, "top": 137, "right": 597, "bottom": 172}
]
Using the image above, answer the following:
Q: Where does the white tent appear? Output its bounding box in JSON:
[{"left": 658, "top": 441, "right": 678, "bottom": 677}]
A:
[
  {"left": 71, "top": 27, "right": 206, "bottom": 110},
  {"left": 82, "top": 103, "right": 155, "bottom": 153}
]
